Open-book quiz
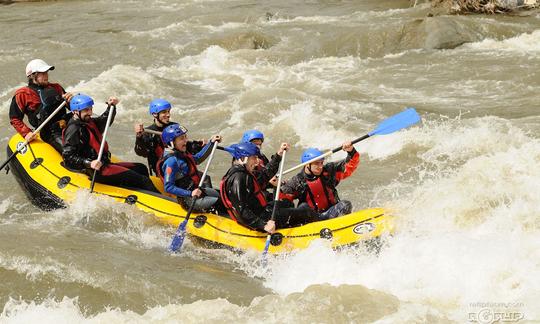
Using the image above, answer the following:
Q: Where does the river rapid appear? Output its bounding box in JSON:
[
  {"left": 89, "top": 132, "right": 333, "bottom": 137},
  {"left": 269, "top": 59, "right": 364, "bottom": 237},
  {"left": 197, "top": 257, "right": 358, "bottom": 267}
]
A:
[{"left": 0, "top": 0, "right": 539, "bottom": 323}]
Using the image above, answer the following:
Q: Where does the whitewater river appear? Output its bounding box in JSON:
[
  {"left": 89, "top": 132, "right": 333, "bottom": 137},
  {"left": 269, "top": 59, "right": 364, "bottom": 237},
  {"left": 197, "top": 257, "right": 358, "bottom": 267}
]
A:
[{"left": 0, "top": 0, "right": 539, "bottom": 322}]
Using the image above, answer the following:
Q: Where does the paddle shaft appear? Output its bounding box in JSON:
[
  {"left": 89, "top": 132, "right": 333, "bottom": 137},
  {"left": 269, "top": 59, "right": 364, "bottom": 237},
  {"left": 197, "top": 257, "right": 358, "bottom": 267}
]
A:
[
  {"left": 142, "top": 129, "right": 226, "bottom": 151},
  {"left": 282, "top": 134, "right": 369, "bottom": 176},
  {"left": 263, "top": 149, "right": 287, "bottom": 256},
  {"left": 90, "top": 105, "right": 115, "bottom": 193},
  {"left": 1, "top": 100, "right": 68, "bottom": 172},
  {"left": 169, "top": 141, "right": 219, "bottom": 252}
]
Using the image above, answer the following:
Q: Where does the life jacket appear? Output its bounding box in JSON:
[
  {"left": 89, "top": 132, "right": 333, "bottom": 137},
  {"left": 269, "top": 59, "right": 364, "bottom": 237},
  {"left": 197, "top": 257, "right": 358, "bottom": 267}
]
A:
[
  {"left": 14, "top": 83, "right": 64, "bottom": 128},
  {"left": 303, "top": 171, "right": 337, "bottom": 212},
  {"left": 86, "top": 120, "right": 109, "bottom": 160},
  {"left": 219, "top": 167, "right": 267, "bottom": 222},
  {"left": 157, "top": 151, "right": 201, "bottom": 190},
  {"left": 61, "top": 119, "right": 110, "bottom": 163}
]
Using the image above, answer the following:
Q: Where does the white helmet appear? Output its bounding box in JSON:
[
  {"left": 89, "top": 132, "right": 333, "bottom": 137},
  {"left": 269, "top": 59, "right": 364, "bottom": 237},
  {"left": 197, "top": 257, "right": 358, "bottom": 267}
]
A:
[{"left": 25, "top": 59, "right": 54, "bottom": 77}]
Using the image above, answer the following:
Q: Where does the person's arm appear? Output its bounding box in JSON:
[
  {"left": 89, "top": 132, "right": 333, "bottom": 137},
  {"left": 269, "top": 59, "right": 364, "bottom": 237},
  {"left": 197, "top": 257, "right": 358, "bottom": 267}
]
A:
[
  {"left": 9, "top": 95, "right": 32, "bottom": 138},
  {"left": 192, "top": 140, "right": 213, "bottom": 164},
  {"left": 94, "top": 105, "right": 117, "bottom": 133},
  {"left": 227, "top": 173, "right": 267, "bottom": 230},
  {"left": 193, "top": 135, "right": 221, "bottom": 164},
  {"left": 162, "top": 158, "right": 193, "bottom": 197},
  {"left": 62, "top": 124, "right": 92, "bottom": 170},
  {"left": 278, "top": 174, "right": 302, "bottom": 202},
  {"left": 255, "top": 153, "right": 281, "bottom": 185},
  {"left": 327, "top": 147, "right": 360, "bottom": 182},
  {"left": 134, "top": 132, "right": 152, "bottom": 157}
]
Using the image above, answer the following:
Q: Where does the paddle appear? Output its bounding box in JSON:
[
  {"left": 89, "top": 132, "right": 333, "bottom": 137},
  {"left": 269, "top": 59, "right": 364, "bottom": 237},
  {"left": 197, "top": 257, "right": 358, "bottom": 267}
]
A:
[
  {"left": 89, "top": 104, "right": 115, "bottom": 193},
  {"left": 283, "top": 107, "right": 421, "bottom": 175},
  {"left": 262, "top": 148, "right": 287, "bottom": 262},
  {"left": 0, "top": 100, "right": 67, "bottom": 172},
  {"left": 169, "top": 140, "right": 219, "bottom": 253},
  {"left": 143, "top": 129, "right": 226, "bottom": 151}
]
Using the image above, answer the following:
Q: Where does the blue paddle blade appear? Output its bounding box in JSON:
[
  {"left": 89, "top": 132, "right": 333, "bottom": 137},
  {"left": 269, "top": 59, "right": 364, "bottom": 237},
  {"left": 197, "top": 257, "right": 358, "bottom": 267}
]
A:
[
  {"left": 369, "top": 107, "right": 421, "bottom": 136},
  {"left": 169, "top": 220, "right": 188, "bottom": 252},
  {"left": 261, "top": 235, "right": 271, "bottom": 266}
]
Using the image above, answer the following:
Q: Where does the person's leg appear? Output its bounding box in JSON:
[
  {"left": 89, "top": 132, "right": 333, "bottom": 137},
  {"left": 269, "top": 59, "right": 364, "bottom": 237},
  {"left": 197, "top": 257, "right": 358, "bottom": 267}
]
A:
[
  {"left": 43, "top": 131, "right": 64, "bottom": 153},
  {"left": 182, "top": 195, "right": 218, "bottom": 212},
  {"left": 275, "top": 205, "right": 320, "bottom": 228},
  {"left": 115, "top": 162, "right": 150, "bottom": 177},
  {"left": 319, "top": 200, "right": 352, "bottom": 220},
  {"left": 97, "top": 163, "right": 159, "bottom": 192}
]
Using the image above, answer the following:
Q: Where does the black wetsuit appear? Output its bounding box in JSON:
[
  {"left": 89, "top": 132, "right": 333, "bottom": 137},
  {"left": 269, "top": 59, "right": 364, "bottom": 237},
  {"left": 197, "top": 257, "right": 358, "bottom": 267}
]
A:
[
  {"left": 221, "top": 158, "right": 318, "bottom": 231},
  {"left": 63, "top": 106, "right": 158, "bottom": 193}
]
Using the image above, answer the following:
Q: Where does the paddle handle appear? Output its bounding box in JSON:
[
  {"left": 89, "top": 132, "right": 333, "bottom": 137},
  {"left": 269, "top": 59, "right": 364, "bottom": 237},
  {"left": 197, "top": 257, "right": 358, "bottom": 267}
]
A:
[
  {"left": 0, "top": 101, "right": 68, "bottom": 172},
  {"left": 169, "top": 141, "right": 219, "bottom": 252},
  {"left": 90, "top": 105, "right": 115, "bottom": 193},
  {"left": 282, "top": 134, "right": 369, "bottom": 176}
]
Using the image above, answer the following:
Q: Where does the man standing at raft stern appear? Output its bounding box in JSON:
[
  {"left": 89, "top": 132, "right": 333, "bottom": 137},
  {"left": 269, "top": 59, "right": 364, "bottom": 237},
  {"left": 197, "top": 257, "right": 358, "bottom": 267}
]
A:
[
  {"left": 133, "top": 99, "right": 205, "bottom": 175},
  {"left": 280, "top": 142, "right": 359, "bottom": 220},
  {"left": 9, "top": 59, "right": 74, "bottom": 153},
  {"left": 220, "top": 142, "right": 319, "bottom": 233},
  {"left": 62, "top": 94, "right": 159, "bottom": 193},
  {"left": 159, "top": 124, "right": 222, "bottom": 212}
]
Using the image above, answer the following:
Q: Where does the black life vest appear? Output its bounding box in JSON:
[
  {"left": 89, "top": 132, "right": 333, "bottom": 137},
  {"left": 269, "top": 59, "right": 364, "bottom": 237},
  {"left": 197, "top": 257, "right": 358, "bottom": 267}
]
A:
[
  {"left": 14, "top": 83, "right": 64, "bottom": 128},
  {"left": 220, "top": 167, "right": 267, "bottom": 222},
  {"left": 303, "top": 171, "right": 337, "bottom": 212}
]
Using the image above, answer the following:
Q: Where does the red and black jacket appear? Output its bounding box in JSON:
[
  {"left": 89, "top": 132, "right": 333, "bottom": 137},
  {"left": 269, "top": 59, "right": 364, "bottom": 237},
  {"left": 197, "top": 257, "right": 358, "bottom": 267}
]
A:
[
  {"left": 62, "top": 106, "right": 116, "bottom": 171},
  {"left": 220, "top": 165, "right": 270, "bottom": 230},
  {"left": 9, "top": 82, "right": 69, "bottom": 137},
  {"left": 219, "top": 154, "right": 281, "bottom": 230},
  {"left": 280, "top": 148, "right": 360, "bottom": 212}
]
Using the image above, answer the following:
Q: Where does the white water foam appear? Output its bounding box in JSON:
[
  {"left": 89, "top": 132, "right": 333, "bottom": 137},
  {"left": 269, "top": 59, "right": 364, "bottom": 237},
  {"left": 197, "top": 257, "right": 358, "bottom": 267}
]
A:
[
  {"left": 463, "top": 29, "right": 540, "bottom": 54},
  {"left": 68, "top": 64, "right": 164, "bottom": 121},
  {"left": 246, "top": 115, "right": 540, "bottom": 321}
]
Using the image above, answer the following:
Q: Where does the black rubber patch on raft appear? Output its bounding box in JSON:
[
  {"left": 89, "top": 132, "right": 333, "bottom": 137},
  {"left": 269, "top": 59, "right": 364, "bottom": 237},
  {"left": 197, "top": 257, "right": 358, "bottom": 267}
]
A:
[
  {"left": 270, "top": 232, "right": 283, "bottom": 246},
  {"left": 320, "top": 228, "right": 333, "bottom": 240},
  {"left": 125, "top": 195, "right": 138, "bottom": 205},
  {"left": 194, "top": 215, "right": 207, "bottom": 228},
  {"left": 30, "top": 158, "right": 43, "bottom": 169},
  {"left": 57, "top": 176, "right": 71, "bottom": 189}
]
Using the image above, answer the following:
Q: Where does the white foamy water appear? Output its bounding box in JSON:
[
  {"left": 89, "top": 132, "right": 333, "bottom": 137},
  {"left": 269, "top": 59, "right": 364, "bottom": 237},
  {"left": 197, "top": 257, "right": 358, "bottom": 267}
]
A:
[{"left": 463, "top": 29, "right": 540, "bottom": 53}]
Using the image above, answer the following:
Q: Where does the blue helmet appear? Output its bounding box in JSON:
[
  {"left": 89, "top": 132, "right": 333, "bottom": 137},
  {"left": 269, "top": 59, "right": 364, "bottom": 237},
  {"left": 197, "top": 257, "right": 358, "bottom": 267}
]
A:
[
  {"left": 149, "top": 98, "right": 172, "bottom": 115},
  {"left": 225, "top": 142, "right": 260, "bottom": 160},
  {"left": 301, "top": 148, "right": 324, "bottom": 163},
  {"left": 70, "top": 94, "right": 94, "bottom": 111},
  {"left": 241, "top": 129, "right": 264, "bottom": 143},
  {"left": 161, "top": 124, "right": 188, "bottom": 145}
]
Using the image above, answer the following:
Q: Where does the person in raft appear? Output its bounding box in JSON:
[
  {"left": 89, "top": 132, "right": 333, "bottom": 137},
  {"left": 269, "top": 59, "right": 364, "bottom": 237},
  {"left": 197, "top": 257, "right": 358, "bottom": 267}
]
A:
[
  {"left": 220, "top": 142, "right": 318, "bottom": 233},
  {"left": 158, "top": 123, "right": 222, "bottom": 212},
  {"left": 133, "top": 98, "right": 206, "bottom": 175},
  {"left": 280, "top": 143, "right": 359, "bottom": 220},
  {"left": 62, "top": 94, "right": 159, "bottom": 193},
  {"left": 9, "top": 59, "right": 74, "bottom": 153}
]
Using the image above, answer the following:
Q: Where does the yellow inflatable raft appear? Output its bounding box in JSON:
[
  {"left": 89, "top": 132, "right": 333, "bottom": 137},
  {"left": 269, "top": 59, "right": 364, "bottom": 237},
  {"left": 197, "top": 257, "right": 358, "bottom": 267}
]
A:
[{"left": 6, "top": 134, "right": 394, "bottom": 253}]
